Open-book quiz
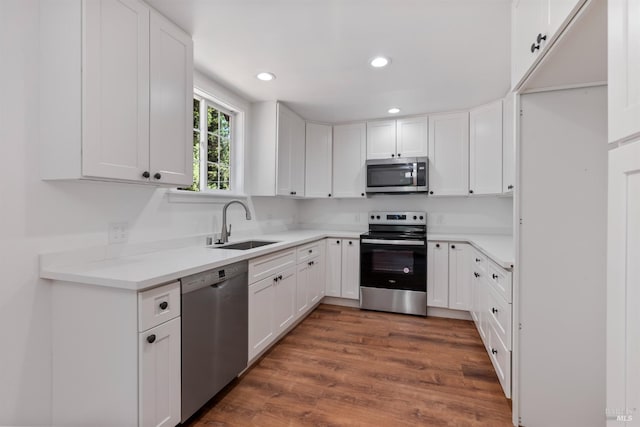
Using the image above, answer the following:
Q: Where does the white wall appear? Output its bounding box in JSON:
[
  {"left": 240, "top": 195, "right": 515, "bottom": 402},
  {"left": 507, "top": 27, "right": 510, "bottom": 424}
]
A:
[
  {"left": 299, "top": 195, "right": 513, "bottom": 235},
  {"left": 0, "top": 2, "right": 295, "bottom": 424}
]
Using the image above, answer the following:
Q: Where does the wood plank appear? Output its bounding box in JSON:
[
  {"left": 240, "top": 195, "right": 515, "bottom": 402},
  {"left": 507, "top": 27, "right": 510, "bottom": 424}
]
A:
[{"left": 185, "top": 304, "right": 512, "bottom": 426}]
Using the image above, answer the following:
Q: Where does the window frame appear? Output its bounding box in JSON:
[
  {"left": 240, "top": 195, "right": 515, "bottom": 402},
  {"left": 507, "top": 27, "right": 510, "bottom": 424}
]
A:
[{"left": 192, "top": 93, "right": 235, "bottom": 193}]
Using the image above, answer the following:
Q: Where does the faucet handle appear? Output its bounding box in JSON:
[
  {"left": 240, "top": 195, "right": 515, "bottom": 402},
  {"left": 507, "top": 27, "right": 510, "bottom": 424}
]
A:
[{"left": 227, "top": 224, "right": 232, "bottom": 237}]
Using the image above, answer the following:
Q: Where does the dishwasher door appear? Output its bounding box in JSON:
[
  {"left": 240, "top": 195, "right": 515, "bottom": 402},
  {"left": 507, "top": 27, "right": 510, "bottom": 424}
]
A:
[{"left": 180, "top": 261, "right": 248, "bottom": 422}]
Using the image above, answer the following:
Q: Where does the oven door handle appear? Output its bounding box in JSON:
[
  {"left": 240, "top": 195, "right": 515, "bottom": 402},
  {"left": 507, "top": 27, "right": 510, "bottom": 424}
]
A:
[{"left": 361, "top": 239, "right": 425, "bottom": 246}]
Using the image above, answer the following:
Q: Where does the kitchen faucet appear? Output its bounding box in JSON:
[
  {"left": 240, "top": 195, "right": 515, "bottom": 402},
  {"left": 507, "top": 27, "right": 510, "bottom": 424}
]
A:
[{"left": 218, "top": 200, "right": 252, "bottom": 244}]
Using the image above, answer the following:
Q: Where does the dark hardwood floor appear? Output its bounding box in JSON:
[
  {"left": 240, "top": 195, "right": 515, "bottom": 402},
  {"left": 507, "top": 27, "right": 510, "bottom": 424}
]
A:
[{"left": 184, "top": 304, "right": 513, "bottom": 427}]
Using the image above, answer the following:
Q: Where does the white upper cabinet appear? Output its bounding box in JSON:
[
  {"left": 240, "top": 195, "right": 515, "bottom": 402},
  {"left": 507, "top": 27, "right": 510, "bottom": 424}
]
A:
[
  {"left": 305, "top": 123, "right": 333, "bottom": 198},
  {"left": 366, "top": 120, "right": 397, "bottom": 159},
  {"left": 502, "top": 93, "right": 516, "bottom": 193},
  {"left": 609, "top": 0, "right": 640, "bottom": 143},
  {"left": 276, "top": 103, "right": 306, "bottom": 197},
  {"left": 332, "top": 123, "right": 367, "bottom": 198},
  {"left": 149, "top": 10, "right": 194, "bottom": 186},
  {"left": 428, "top": 112, "right": 470, "bottom": 196},
  {"left": 511, "top": 0, "right": 584, "bottom": 88},
  {"left": 469, "top": 100, "right": 503, "bottom": 195},
  {"left": 396, "top": 116, "right": 429, "bottom": 158},
  {"left": 366, "top": 117, "right": 428, "bottom": 160},
  {"left": 40, "top": 0, "right": 193, "bottom": 186}
]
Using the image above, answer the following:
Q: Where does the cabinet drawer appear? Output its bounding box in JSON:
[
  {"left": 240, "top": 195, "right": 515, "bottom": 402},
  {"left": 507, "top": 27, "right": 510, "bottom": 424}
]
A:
[
  {"left": 488, "top": 323, "right": 512, "bottom": 399},
  {"left": 487, "top": 284, "right": 512, "bottom": 350},
  {"left": 296, "top": 241, "right": 321, "bottom": 264},
  {"left": 248, "top": 249, "right": 296, "bottom": 284},
  {"left": 487, "top": 261, "right": 512, "bottom": 303},
  {"left": 138, "top": 281, "right": 180, "bottom": 332}
]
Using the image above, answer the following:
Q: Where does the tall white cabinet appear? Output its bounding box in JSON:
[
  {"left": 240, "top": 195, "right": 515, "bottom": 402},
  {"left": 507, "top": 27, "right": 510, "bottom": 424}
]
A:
[
  {"left": 40, "top": 0, "right": 193, "bottom": 186},
  {"left": 608, "top": 2, "right": 640, "bottom": 425},
  {"left": 428, "top": 112, "right": 470, "bottom": 196}
]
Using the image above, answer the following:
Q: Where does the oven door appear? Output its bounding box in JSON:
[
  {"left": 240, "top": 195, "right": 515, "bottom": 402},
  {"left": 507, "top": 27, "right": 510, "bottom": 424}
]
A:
[{"left": 360, "top": 238, "right": 427, "bottom": 292}]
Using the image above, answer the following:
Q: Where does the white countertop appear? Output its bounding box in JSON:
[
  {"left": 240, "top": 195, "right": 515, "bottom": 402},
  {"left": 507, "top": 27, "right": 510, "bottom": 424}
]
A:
[{"left": 40, "top": 229, "right": 513, "bottom": 291}]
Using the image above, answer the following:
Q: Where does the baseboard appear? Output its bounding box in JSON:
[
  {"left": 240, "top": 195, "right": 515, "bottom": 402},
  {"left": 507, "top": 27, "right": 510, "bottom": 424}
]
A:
[
  {"left": 427, "top": 306, "right": 472, "bottom": 320},
  {"left": 321, "top": 296, "right": 360, "bottom": 308}
]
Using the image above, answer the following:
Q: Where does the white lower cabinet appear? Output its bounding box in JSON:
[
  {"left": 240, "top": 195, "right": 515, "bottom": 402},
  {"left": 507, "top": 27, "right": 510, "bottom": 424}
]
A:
[
  {"left": 467, "top": 247, "right": 512, "bottom": 398},
  {"left": 248, "top": 241, "right": 327, "bottom": 362},
  {"left": 325, "top": 238, "right": 360, "bottom": 300},
  {"left": 139, "top": 317, "right": 181, "bottom": 427},
  {"left": 51, "top": 280, "right": 181, "bottom": 427},
  {"left": 427, "top": 241, "right": 471, "bottom": 311}
]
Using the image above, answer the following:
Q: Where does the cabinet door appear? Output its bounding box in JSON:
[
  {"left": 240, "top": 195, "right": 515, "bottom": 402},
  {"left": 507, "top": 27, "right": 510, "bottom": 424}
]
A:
[
  {"left": 325, "top": 239, "right": 343, "bottom": 297},
  {"left": 548, "top": 0, "right": 582, "bottom": 39},
  {"left": 305, "top": 123, "right": 333, "bottom": 197},
  {"left": 276, "top": 104, "right": 304, "bottom": 196},
  {"left": 83, "top": 0, "right": 150, "bottom": 181},
  {"left": 309, "top": 257, "right": 324, "bottom": 305},
  {"left": 428, "top": 112, "right": 470, "bottom": 196},
  {"left": 139, "top": 317, "right": 181, "bottom": 427},
  {"left": 366, "top": 120, "right": 397, "bottom": 159},
  {"left": 149, "top": 10, "right": 193, "bottom": 186},
  {"left": 248, "top": 277, "right": 274, "bottom": 360},
  {"left": 296, "top": 263, "right": 310, "bottom": 317},
  {"left": 502, "top": 93, "right": 516, "bottom": 193},
  {"left": 448, "top": 243, "right": 471, "bottom": 311},
  {"left": 427, "top": 242, "right": 449, "bottom": 308},
  {"left": 273, "top": 266, "right": 297, "bottom": 333},
  {"left": 609, "top": 0, "right": 640, "bottom": 143},
  {"left": 341, "top": 240, "right": 360, "bottom": 300},
  {"left": 469, "top": 100, "right": 503, "bottom": 195},
  {"left": 607, "top": 141, "right": 640, "bottom": 424},
  {"left": 511, "top": 0, "right": 546, "bottom": 88},
  {"left": 396, "top": 116, "right": 428, "bottom": 158},
  {"left": 332, "top": 123, "right": 367, "bottom": 198}
]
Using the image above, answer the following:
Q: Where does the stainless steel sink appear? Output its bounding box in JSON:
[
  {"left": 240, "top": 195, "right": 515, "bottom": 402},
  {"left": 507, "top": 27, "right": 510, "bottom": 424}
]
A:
[{"left": 211, "top": 240, "right": 279, "bottom": 250}]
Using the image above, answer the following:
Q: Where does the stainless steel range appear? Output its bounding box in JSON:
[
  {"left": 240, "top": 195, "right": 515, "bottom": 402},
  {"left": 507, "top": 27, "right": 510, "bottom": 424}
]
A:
[{"left": 359, "top": 211, "right": 427, "bottom": 316}]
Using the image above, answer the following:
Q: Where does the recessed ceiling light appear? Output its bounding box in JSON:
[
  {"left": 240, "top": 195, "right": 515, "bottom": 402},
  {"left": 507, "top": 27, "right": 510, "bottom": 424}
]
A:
[
  {"left": 256, "top": 72, "right": 276, "bottom": 81},
  {"left": 388, "top": 107, "right": 401, "bottom": 114},
  {"left": 370, "top": 56, "right": 390, "bottom": 68}
]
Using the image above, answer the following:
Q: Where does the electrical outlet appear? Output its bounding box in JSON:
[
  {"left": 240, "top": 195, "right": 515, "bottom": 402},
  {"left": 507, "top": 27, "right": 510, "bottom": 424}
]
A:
[{"left": 108, "top": 222, "right": 129, "bottom": 244}]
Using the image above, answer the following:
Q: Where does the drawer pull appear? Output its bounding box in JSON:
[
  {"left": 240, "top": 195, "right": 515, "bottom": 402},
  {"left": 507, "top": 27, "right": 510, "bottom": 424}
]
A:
[
  {"left": 491, "top": 348, "right": 498, "bottom": 355},
  {"left": 475, "top": 258, "right": 481, "bottom": 262},
  {"left": 308, "top": 249, "right": 313, "bottom": 254},
  {"left": 147, "top": 334, "right": 156, "bottom": 344},
  {"left": 474, "top": 272, "right": 480, "bottom": 278},
  {"left": 159, "top": 301, "right": 168, "bottom": 310},
  {"left": 492, "top": 274, "right": 498, "bottom": 279},
  {"left": 349, "top": 241, "right": 353, "bottom": 245},
  {"left": 436, "top": 243, "right": 440, "bottom": 248},
  {"left": 491, "top": 307, "right": 498, "bottom": 314}
]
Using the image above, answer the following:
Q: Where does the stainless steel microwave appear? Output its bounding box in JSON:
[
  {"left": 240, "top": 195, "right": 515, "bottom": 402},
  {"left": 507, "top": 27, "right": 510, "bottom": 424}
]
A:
[{"left": 365, "top": 157, "right": 428, "bottom": 193}]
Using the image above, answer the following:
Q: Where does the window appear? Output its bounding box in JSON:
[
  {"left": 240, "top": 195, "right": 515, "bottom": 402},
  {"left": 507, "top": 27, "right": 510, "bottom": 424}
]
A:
[{"left": 182, "top": 95, "right": 233, "bottom": 192}]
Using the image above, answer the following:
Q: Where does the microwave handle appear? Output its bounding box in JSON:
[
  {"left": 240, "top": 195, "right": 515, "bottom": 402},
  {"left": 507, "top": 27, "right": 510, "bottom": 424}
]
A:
[{"left": 413, "top": 163, "right": 418, "bottom": 186}]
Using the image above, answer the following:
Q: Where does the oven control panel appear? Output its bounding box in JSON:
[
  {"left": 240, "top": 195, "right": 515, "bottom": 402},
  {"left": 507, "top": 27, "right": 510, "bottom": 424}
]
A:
[{"left": 368, "top": 211, "right": 427, "bottom": 225}]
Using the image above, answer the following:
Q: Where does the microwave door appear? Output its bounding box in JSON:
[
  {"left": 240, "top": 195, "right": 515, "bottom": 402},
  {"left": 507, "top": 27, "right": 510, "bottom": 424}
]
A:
[{"left": 368, "top": 164, "right": 414, "bottom": 188}]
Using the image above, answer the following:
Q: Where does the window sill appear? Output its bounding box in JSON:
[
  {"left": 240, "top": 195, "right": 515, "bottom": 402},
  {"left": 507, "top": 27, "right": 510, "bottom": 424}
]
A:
[{"left": 167, "top": 189, "right": 248, "bottom": 204}]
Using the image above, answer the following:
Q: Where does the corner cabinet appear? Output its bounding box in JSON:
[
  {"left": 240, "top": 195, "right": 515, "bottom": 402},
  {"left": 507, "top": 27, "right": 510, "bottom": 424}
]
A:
[
  {"left": 428, "top": 112, "right": 470, "bottom": 196},
  {"left": 608, "top": 0, "right": 640, "bottom": 143},
  {"left": 40, "top": 0, "right": 193, "bottom": 186},
  {"left": 469, "top": 100, "right": 503, "bottom": 195},
  {"left": 51, "top": 280, "right": 181, "bottom": 427},
  {"left": 332, "top": 123, "right": 367, "bottom": 198}
]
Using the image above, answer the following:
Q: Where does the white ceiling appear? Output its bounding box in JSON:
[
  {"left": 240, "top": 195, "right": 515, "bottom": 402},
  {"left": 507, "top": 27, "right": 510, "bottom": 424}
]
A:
[{"left": 147, "top": 0, "right": 512, "bottom": 123}]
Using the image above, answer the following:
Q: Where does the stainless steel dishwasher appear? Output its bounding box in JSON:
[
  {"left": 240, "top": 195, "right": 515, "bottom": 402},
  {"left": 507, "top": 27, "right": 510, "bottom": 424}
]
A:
[{"left": 180, "top": 261, "right": 248, "bottom": 423}]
